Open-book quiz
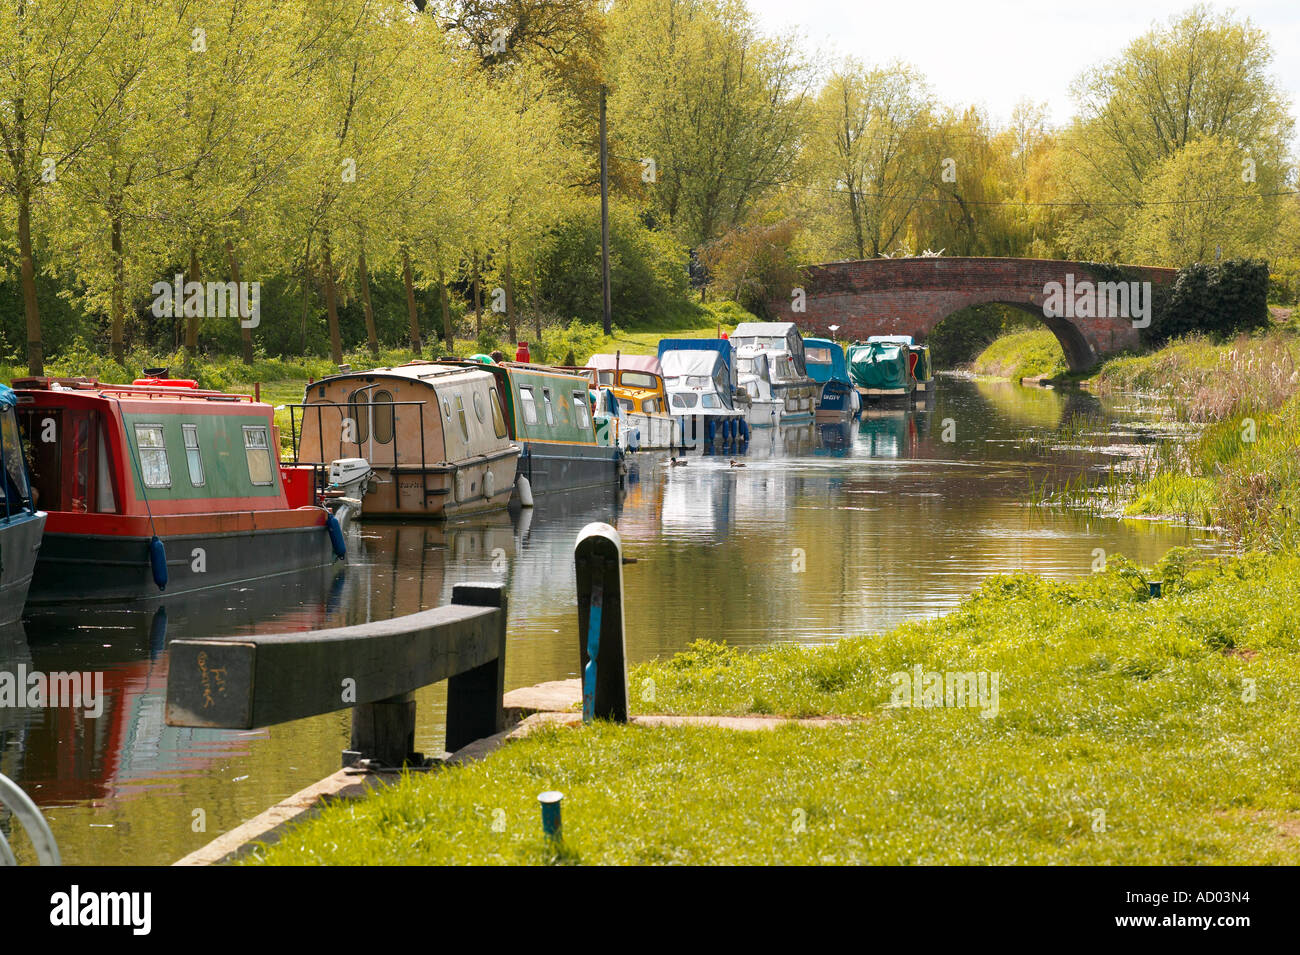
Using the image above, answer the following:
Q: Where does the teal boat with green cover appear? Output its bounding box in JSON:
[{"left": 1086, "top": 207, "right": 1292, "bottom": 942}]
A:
[{"left": 848, "top": 340, "right": 915, "bottom": 400}]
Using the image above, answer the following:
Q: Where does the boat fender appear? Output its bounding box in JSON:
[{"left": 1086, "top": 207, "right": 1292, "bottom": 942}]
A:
[
  {"left": 739, "top": 418, "right": 750, "bottom": 442},
  {"left": 149, "top": 535, "right": 168, "bottom": 591},
  {"left": 326, "top": 513, "right": 347, "bottom": 560},
  {"left": 454, "top": 470, "right": 465, "bottom": 502},
  {"left": 517, "top": 474, "right": 534, "bottom": 508},
  {"left": 484, "top": 468, "right": 495, "bottom": 499}
]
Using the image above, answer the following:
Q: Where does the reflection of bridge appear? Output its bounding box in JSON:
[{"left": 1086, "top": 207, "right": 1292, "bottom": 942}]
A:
[{"left": 768, "top": 257, "right": 1177, "bottom": 371}]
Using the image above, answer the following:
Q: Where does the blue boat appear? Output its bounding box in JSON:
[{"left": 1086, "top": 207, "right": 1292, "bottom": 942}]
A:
[
  {"left": 0, "top": 384, "right": 46, "bottom": 624},
  {"left": 803, "top": 338, "right": 861, "bottom": 422}
]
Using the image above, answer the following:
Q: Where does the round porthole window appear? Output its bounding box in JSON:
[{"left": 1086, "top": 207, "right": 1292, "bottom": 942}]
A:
[{"left": 473, "top": 392, "right": 485, "bottom": 422}]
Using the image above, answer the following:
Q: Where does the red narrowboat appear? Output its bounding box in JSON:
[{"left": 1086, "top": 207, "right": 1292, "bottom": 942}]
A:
[{"left": 11, "top": 376, "right": 346, "bottom": 604}]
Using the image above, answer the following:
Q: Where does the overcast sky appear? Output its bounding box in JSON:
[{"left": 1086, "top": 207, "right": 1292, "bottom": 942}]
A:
[{"left": 747, "top": 0, "right": 1300, "bottom": 136}]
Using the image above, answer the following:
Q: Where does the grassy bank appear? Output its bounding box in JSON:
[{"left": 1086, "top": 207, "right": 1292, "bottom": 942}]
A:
[
  {"left": 249, "top": 548, "right": 1299, "bottom": 865},
  {"left": 968, "top": 328, "right": 1068, "bottom": 380}
]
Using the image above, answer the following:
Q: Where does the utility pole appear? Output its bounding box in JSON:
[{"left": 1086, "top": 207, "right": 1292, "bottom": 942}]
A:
[{"left": 599, "top": 85, "right": 612, "bottom": 335}]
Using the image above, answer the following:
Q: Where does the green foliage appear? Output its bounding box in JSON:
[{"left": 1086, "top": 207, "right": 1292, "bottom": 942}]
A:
[
  {"left": 969, "top": 329, "right": 1068, "bottom": 380},
  {"left": 1146, "top": 259, "right": 1271, "bottom": 345},
  {"left": 928, "top": 304, "right": 1038, "bottom": 368}
]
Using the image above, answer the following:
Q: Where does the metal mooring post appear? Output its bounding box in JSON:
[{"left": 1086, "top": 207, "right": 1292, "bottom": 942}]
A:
[{"left": 575, "top": 523, "right": 629, "bottom": 722}]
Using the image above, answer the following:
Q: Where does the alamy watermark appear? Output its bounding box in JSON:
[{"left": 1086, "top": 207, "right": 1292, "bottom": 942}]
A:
[
  {"left": 888, "top": 665, "right": 1000, "bottom": 718},
  {"left": 1043, "top": 274, "right": 1151, "bottom": 329},
  {"left": 1, "top": 666, "right": 104, "bottom": 718},
  {"left": 150, "top": 274, "right": 260, "bottom": 328}
]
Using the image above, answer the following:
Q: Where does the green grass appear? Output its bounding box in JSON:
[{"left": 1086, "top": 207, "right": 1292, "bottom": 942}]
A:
[
  {"left": 969, "top": 329, "right": 1068, "bottom": 380},
  {"left": 249, "top": 550, "right": 1300, "bottom": 865}
]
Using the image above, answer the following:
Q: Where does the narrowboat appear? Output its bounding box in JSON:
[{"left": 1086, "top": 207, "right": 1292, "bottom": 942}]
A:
[
  {"left": 848, "top": 339, "right": 915, "bottom": 402},
  {"left": 803, "top": 337, "right": 860, "bottom": 423},
  {"left": 291, "top": 363, "right": 522, "bottom": 519},
  {"left": 657, "top": 340, "right": 749, "bottom": 449},
  {"left": 445, "top": 360, "right": 623, "bottom": 496},
  {"left": 0, "top": 384, "right": 46, "bottom": 624},
  {"left": 12, "top": 376, "right": 346, "bottom": 604},
  {"left": 585, "top": 354, "right": 681, "bottom": 450},
  {"left": 867, "top": 335, "right": 934, "bottom": 393}
]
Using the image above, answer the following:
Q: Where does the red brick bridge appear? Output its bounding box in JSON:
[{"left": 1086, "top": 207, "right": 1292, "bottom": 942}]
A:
[{"left": 766, "top": 257, "right": 1178, "bottom": 371}]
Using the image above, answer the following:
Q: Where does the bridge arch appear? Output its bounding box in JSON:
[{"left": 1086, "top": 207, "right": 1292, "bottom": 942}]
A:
[{"left": 768, "top": 257, "right": 1177, "bottom": 372}]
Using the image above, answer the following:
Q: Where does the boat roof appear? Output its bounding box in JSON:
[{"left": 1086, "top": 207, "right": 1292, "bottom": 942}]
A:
[
  {"left": 867, "top": 335, "right": 915, "bottom": 345},
  {"left": 732, "top": 322, "right": 801, "bottom": 338},
  {"left": 313, "top": 362, "right": 496, "bottom": 388},
  {"left": 660, "top": 349, "right": 728, "bottom": 378},
  {"left": 801, "top": 339, "right": 849, "bottom": 383},
  {"left": 11, "top": 376, "right": 257, "bottom": 404},
  {"left": 586, "top": 353, "right": 663, "bottom": 376}
]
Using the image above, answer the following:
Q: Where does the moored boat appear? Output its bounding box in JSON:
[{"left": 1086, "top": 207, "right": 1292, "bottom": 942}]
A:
[
  {"left": 445, "top": 359, "right": 623, "bottom": 496},
  {"left": 0, "top": 385, "right": 46, "bottom": 624},
  {"left": 803, "top": 337, "right": 860, "bottom": 423},
  {"left": 13, "top": 375, "right": 345, "bottom": 604},
  {"left": 867, "top": 335, "right": 934, "bottom": 393},
  {"left": 292, "top": 362, "right": 522, "bottom": 519},
  {"left": 585, "top": 353, "right": 681, "bottom": 450},
  {"left": 848, "top": 339, "right": 916, "bottom": 402},
  {"left": 733, "top": 346, "right": 816, "bottom": 427},
  {"left": 657, "top": 340, "right": 749, "bottom": 450}
]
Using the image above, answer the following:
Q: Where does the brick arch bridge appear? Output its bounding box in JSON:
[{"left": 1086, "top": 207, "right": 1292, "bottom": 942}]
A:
[{"left": 766, "top": 257, "right": 1177, "bottom": 371}]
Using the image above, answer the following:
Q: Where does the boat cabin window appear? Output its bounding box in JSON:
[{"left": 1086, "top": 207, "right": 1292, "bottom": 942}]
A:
[
  {"left": 597, "top": 370, "right": 615, "bottom": 385},
  {"left": 135, "top": 424, "right": 171, "bottom": 488},
  {"left": 518, "top": 386, "right": 538, "bottom": 426},
  {"left": 805, "top": 347, "right": 833, "bottom": 365},
  {"left": 621, "top": 371, "right": 657, "bottom": 389},
  {"left": 541, "top": 389, "right": 556, "bottom": 427},
  {"left": 686, "top": 376, "right": 710, "bottom": 387},
  {"left": 671, "top": 394, "right": 697, "bottom": 409},
  {"left": 455, "top": 395, "right": 469, "bottom": 440},
  {"left": 701, "top": 395, "right": 722, "bottom": 409},
  {"left": 182, "top": 424, "right": 205, "bottom": 487},
  {"left": 488, "top": 387, "right": 508, "bottom": 438},
  {"left": 243, "top": 426, "right": 274, "bottom": 485},
  {"left": 473, "top": 392, "right": 486, "bottom": 422},
  {"left": 642, "top": 398, "right": 660, "bottom": 413},
  {"left": 736, "top": 358, "right": 754, "bottom": 374},
  {"left": 619, "top": 398, "right": 634, "bottom": 413},
  {"left": 572, "top": 392, "right": 590, "bottom": 429},
  {"left": 348, "top": 389, "right": 370, "bottom": 444},
  {"left": 0, "top": 411, "right": 32, "bottom": 512},
  {"left": 19, "top": 407, "right": 118, "bottom": 513},
  {"left": 371, "top": 390, "right": 394, "bottom": 445}
]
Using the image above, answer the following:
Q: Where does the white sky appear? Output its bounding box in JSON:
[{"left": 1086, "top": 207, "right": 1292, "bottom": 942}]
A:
[{"left": 747, "top": 0, "right": 1300, "bottom": 137}]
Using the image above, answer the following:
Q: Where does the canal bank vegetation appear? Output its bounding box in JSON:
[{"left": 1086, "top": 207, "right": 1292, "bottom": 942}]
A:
[
  {"left": 968, "top": 328, "right": 1069, "bottom": 381},
  {"left": 250, "top": 549, "right": 1299, "bottom": 865}
]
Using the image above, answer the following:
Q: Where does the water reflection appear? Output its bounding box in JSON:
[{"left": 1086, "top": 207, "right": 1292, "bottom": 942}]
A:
[{"left": 1, "top": 376, "right": 1220, "bottom": 864}]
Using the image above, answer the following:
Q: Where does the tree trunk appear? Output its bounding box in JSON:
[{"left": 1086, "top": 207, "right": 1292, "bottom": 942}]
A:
[
  {"left": 18, "top": 179, "right": 42, "bottom": 376},
  {"left": 226, "top": 238, "right": 254, "bottom": 364},
  {"left": 532, "top": 261, "right": 542, "bottom": 343},
  {"left": 322, "top": 237, "right": 343, "bottom": 365},
  {"left": 438, "top": 266, "right": 454, "bottom": 348},
  {"left": 472, "top": 257, "right": 482, "bottom": 338},
  {"left": 357, "top": 246, "right": 379, "bottom": 359},
  {"left": 504, "top": 241, "right": 516, "bottom": 346},
  {"left": 402, "top": 247, "right": 421, "bottom": 355},
  {"left": 110, "top": 199, "right": 126, "bottom": 365},
  {"left": 185, "top": 248, "right": 202, "bottom": 357}
]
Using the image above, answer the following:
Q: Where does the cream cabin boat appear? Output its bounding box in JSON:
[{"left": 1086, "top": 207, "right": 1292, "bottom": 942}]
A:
[{"left": 291, "top": 363, "right": 521, "bottom": 519}]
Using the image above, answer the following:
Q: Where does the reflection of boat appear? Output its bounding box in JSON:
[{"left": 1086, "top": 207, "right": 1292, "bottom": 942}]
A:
[
  {"left": 586, "top": 354, "right": 681, "bottom": 450},
  {"left": 14, "top": 375, "right": 343, "bottom": 605},
  {"left": 658, "top": 341, "right": 749, "bottom": 449},
  {"left": 849, "top": 340, "right": 915, "bottom": 402},
  {"left": 803, "top": 338, "right": 860, "bottom": 424},
  {"left": 0, "top": 386, "right": 45, "bottom": 624},
  {"left": 292, "top": 363, "right": 521, "bottom": 519},
  {"left": 858, "top": 408, "right": 917, "bottom": 458}
]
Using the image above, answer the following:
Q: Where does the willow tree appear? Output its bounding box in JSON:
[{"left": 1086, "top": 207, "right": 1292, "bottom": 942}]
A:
[{"left": 0, "top": 0, "right": 135, "bottom": 373}]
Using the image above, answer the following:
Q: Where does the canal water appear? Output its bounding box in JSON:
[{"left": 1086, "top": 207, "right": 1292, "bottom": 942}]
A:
[{"left": 0, "top": 377, "right": 1219, "bottom": 864}]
